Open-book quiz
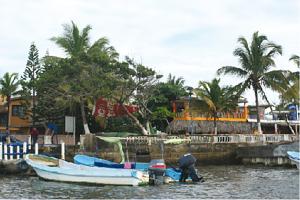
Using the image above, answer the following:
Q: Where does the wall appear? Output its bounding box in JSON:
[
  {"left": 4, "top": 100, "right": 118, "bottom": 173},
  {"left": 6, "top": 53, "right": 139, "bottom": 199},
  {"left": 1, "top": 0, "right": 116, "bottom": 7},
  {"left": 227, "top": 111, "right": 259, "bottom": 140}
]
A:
[
  {"left": 12, "top": 134, "right": 75, "bottom": 145},
  {"left": 80, "top": 134, "right": 240, "bottom": 165},
  {"left": 79, "top": 134, "right": 299, "bottom": 166},
  {"left": 168, "top": 120, "right": 252, "bottom": 134},
  {"left": 236, "top": 141, "right": 299, "bottom": 166}
]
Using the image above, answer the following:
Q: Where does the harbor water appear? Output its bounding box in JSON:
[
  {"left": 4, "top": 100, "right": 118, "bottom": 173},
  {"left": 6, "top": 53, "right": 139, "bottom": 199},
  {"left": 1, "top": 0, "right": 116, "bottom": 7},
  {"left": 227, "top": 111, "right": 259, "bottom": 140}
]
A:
[{"left": 0, "top": 165, "right": 299, "bottom": 199}]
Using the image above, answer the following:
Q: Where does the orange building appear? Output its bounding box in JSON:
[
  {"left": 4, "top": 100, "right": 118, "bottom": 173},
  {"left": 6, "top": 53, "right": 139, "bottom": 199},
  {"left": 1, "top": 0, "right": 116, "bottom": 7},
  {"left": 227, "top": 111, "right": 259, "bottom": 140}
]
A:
[
  {"left": 0, "top": 96, "right": 31, "bottom": 134},
  {"left": 172, "top": 97, "right": 248, "bottom": 122}
]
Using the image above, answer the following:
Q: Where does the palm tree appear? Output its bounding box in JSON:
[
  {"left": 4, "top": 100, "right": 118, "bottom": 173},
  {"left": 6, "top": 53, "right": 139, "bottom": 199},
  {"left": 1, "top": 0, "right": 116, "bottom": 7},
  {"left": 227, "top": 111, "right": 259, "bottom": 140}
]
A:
[
  {"left": 281, "top": 55, "right": 300, "bottom": 104},
  {"left": 194, "top": 78, "right": 239, "bottom": 135},
  {"left": 0, "top": 72, "right": 20, "bottom": 133},
  {"left": 167, "top": 73, "right": 185, "bottom": 86},
  {"left": 217, "top": 31, "right": 285, "bottom": 134},
  {"left": 51, "top": 21, "right": 118, "bottom": 134},
  {"left": 51, "top": 21, "right": 91, "bottom": 58},
  {"left": 289, "top": 55, "right": 300, "bottom": 67}
]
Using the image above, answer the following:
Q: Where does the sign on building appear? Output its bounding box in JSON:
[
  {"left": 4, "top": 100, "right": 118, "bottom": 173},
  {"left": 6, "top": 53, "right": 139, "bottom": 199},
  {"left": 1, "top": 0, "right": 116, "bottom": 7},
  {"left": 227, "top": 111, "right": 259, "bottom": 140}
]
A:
[{"left": 65, "top": 116, "right": 75, "bottom": 133}]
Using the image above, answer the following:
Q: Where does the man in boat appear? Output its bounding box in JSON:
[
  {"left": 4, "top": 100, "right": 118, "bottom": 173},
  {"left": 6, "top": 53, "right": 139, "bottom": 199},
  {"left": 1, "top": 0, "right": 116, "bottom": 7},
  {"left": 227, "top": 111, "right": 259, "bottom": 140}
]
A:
[{"left": 178, "top": 153, "right": 204, "bottom": 182}]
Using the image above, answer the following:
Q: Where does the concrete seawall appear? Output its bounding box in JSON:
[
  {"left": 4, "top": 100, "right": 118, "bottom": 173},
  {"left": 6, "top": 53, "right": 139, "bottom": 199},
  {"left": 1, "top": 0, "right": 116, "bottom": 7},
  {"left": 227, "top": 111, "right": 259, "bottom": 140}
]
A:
[
  {"left": 237, "top": 141, "right": 299, "bottom": 166},
  {"left": 77, "top": 143, "right": 240, "bottom": 165},
  {"left": 78, "top": 134, "right": 299, "bottom": 166},
  {"left": 15, "top": 134, "right": 297, "bottom": 167}
]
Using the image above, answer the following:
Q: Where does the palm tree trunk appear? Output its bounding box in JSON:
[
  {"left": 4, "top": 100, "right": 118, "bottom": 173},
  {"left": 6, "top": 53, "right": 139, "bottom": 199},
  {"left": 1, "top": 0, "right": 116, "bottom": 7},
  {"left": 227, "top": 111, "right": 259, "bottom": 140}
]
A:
[
  {"left": 120, "top": 104, "right": 148, "bottom": 135},
  {"left": 146, "top": 120, "right": 151, "bottom": 134},
  {"left": 213, "top": 113, "right": 217, "bottom": 135},
  {"left": 285, "top": 114, "right": 296, "bottom": 135},
  {"left": 6, "top": 96, "right": 10, "bottom": 133},
  {"left": 254, "top": 87, "right": 262, "bottom": 134},
  {"left": 80, "top": 99, "right": 91, "bottom": 134}
]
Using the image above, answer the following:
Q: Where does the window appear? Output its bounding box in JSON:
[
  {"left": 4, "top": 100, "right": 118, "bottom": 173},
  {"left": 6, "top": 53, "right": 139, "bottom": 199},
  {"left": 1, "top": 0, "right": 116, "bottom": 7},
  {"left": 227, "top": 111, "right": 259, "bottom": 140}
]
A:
[
  {"left": 0, "top": 114, "right": 7, "bottom": 126},
  {"left": 12, "top": 105, "right": 25, "bottom": 118}
]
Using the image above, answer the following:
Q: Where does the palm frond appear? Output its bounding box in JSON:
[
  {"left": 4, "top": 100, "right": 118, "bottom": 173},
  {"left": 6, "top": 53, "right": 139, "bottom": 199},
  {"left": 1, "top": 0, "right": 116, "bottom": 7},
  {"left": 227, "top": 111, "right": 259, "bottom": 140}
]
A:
[
  {"left": 290, "top": 54, "right": 300, "bottom": 67},
  {"left": 262, "top": 70, "right": 288, "bottom": 92},
  {"left": 217, "top": 66, "right": 248, "bottom": 77}
]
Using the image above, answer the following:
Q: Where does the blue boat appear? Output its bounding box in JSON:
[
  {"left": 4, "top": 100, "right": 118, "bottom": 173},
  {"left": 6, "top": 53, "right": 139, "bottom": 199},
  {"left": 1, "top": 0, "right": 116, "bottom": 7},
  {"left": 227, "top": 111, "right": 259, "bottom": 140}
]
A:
[
  {"left": 74, "top": 154, "right": 185, "bottom": 183},
  {"left": 287, "top": 151, "right": 300, "bottom": 169},
  {"left": 74, "top": 154, "right": 149, "bottom": 170}
]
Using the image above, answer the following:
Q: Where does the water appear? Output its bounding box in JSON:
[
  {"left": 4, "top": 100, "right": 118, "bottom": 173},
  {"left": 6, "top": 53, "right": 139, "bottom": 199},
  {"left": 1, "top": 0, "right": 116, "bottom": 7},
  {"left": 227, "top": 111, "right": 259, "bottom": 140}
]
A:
[{"left": 0, "top": 165, "right": 299, "bottom": 199}]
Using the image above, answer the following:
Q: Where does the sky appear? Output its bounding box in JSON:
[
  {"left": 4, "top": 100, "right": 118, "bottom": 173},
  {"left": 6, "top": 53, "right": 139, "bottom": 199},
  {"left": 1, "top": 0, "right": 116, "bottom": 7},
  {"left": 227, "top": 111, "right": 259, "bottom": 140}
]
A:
[{"left": 0, "top": 0, "right": 299, "bottom": 105}]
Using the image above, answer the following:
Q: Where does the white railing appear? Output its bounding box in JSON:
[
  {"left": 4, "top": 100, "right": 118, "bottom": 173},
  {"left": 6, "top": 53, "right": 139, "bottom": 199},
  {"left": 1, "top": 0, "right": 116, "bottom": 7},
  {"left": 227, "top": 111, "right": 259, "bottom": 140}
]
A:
[
  {"left": 0, "top": 141, "right": 66, "bottom": 161},
  {"left": 0, "top": 142, "right": 30, "bottom": 161},
  {"left": 121, "top": 134, "right": 299, "bottom": 145}
]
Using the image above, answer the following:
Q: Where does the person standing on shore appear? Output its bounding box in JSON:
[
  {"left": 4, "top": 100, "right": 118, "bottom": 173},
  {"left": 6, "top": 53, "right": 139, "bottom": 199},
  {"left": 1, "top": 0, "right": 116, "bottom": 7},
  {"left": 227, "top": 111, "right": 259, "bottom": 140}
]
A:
[
  {"left": 5, "top": 127, "right": 10, "bottom": 144},
  {"left": 46, "top": 123, "right": 58, "bottom": 144},
  {"left": 30, "top": 127, "right": 39, "bottom": 145}
]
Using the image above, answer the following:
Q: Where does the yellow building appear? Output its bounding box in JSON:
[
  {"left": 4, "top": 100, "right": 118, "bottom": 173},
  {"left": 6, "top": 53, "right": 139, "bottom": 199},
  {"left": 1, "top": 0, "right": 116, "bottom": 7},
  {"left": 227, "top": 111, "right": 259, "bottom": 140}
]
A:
[
  {"left": 172, "top": 97, "right": 248, "bottom": 122},
  {"left": 0, "top": 96, "right": 31, "bottom": 134}
]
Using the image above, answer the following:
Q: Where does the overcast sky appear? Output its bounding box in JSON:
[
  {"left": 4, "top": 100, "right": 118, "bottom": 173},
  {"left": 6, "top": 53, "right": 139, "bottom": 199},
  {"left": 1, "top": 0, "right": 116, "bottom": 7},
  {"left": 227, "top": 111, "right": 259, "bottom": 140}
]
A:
[{"left": 0, "top": 0, "right": 299, "bottom": 105}]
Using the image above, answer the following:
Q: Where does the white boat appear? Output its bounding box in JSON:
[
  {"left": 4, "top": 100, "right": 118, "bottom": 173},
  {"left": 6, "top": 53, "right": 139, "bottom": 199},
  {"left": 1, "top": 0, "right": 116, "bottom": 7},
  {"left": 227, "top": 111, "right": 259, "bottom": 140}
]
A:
[
  {"left": 25, "top": 154, "right": 149, "bottom": 186},
  {"left": 287, "top": 151, "right": 300, "bottom": 169},
  {"left": 74, "top": 154, "right": 188, "bottom": 183}
]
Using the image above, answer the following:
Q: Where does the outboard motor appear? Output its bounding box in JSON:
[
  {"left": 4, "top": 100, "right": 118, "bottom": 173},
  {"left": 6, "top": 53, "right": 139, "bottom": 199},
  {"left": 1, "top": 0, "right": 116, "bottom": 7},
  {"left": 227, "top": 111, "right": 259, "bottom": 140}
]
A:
[
  {"left": 178, "top": 153, "right": 204, "bottom": 182},
  {"left": 148, "top": 159, "right": 166, "bottom": 185}
]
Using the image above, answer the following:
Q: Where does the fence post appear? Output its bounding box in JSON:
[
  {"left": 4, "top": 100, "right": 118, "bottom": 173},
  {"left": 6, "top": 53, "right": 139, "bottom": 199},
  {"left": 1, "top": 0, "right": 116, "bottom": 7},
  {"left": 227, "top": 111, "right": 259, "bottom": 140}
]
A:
[
  {"left": 28, "top": 136, "right": 31, "bottom": 145},
  {"left": 9, "top": 145, "right": 13, "bottom": 160},
  {"left": 283, "top": 134, "right": 289, "bottom": 141},
  {"left": 213, "top": 136, "right": 218, "bottom": 143},
  {"left": 28, "top": 137, "right": 31, "bottom": 151},
  {"left": 23, "top": 142, "right": 27, "bottom": 157},
  {"left": 61, "top": 142, "right": 65, "bottom": 160},
  {"left": 35, "top": 143, "right": 38, "bottom": 155},
  {"left": 0, "top": 142, "right": 2, "bottom": 160},
  {"left": 4, "top": 144, "right": 7, "bottom": 160},
  {"left": 17, "top": 146, "right": 20, "bottom": 159},
  {"left": 262, "top": 134, "right": 266, "bottom": 144}
]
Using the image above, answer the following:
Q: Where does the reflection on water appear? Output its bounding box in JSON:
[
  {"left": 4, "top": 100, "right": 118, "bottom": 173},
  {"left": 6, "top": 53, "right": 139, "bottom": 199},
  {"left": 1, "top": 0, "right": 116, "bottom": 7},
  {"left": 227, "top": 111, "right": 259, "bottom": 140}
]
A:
[{"left": 0, "top": 165, "right": 299, "bottom": 199}]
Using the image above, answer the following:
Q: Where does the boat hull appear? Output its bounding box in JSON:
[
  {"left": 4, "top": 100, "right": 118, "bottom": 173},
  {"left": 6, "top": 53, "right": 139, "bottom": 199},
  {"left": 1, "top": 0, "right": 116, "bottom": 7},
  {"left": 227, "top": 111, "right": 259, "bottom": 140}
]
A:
[
  {"left": 290, "top": 158, "right": 299, "bottom": 169},
  {"left": 34, "top": 167, "right": 142, "bottom": 186},
  {"left": 74, "top": 154, "right": 189, "bottom": 183},
  {"left": 287, "top": 151, "right": 300, "bottom": 169},
  {"left": 25, "top": 154, "right": 148, "bottom": 186}
]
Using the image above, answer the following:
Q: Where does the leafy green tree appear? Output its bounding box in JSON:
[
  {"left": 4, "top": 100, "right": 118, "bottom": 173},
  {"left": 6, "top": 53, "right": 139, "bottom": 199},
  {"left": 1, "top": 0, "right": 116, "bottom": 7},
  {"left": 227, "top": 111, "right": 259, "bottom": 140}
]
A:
[
  {"left": 34, "top": 57, "right": 67, "bottom": 124},
  {"left": 50, "top": 21, "right": 118, "bottom": 134},
  {"left": 112, "top": 57, "right": 162, "bottom": 135},
  {"left": 21, "top": 42, "right": 41, "bottom": 126},
  {"left": 194, "top": 78, "right": 239, "bottom": 134},
  {"left": 0, "top": 73, "right": 20, "bottom": 132},
  {"left": 217, "top": 31, "right": 285, "bottom": 134},
  {"left": 148, "top": 74, "right": 188, "bottom": 131}
]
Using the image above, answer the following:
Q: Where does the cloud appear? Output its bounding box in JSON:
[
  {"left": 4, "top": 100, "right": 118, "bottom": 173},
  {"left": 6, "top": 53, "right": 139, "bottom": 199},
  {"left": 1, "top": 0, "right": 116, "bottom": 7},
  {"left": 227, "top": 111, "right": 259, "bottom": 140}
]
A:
[{"left": 0, "top": 0, "right": 299, "bottom": 104}]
